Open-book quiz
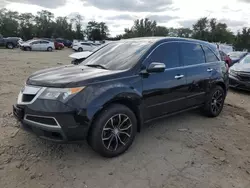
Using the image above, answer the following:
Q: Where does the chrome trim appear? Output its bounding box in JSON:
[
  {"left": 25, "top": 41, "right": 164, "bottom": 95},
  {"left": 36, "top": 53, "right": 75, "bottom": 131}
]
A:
[
  {"left": 24, "top": 114, "right": 61, "bottom": 128},
  {"left": 17, "top": 87, "right": 46, "bottom": 105}
]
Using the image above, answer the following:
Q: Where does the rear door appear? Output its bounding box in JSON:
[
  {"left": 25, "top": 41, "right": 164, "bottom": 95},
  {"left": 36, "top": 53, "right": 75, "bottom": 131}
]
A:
[
  {"left": 40, "top": 41, "right": 50, "bottom": 51},
  {"left": 181, "top": 42, "right": 219, "bottom": 106},
  {"left": 142, "top": 42, "right": 188, "bottom": 121}
]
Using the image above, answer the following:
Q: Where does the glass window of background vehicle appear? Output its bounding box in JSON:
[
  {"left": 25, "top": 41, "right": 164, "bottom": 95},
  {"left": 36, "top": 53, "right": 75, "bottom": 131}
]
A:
[
  {"left": 203, "top": 46, "right": 219, "bottom": 62},
  {"left": 240, "top": 55, "right": 250, "bottom": 64},
  {"left": 83, "top": 41, "right": 152, "bottom": 70},
  {"left": 147, "top": 42, "right": 180, "bottom": 68},
  {"left": 180, "top": 43, "right": 205, "bottom": 66}
]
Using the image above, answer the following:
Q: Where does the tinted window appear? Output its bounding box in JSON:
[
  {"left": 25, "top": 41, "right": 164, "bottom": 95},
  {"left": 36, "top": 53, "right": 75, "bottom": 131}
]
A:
[
  {"left": 81, "top": 43, "right": 91, "bottom": 46},
  {"left": 31, "top": 41, "right": 39, "bottom": 44},
  {"left": 180, "top": 43, "right": 205, "bottom": 66},
  {"left": 83, "top": 41, "right": 151, "bottom": 70},
  {"left": 203, "top": 46, "right": 219, "bottom": 62},
  {"left": 40, "top": 41, "right": 49, "bottom": 44},
  {"left": 147, "top": 42, "right": 180, "bottom": 68}
]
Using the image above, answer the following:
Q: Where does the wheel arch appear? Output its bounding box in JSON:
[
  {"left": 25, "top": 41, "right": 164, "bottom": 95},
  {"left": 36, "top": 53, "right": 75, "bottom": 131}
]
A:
[{"left": 88, "top": 95, "right": 143, "bottom": 136}]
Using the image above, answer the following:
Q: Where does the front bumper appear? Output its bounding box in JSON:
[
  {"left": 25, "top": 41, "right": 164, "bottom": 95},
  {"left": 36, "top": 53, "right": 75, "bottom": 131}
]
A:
[
  {"left": 13, "top": 100, "right": 90, "bottom": 142},
  {"left": 229, "top": 74, "right": 250, "bottom": 91}
]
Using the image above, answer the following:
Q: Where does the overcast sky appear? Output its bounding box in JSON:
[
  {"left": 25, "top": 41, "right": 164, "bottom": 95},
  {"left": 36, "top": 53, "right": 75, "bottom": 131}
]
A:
[{"left": 1, "top": 0, "right": 250, "bottom": 36}]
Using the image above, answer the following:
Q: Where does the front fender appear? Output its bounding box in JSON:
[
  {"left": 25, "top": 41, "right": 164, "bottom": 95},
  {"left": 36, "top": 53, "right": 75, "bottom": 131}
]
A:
[{"left": 67, "top": 77, "right": 142, "bottom": 121}]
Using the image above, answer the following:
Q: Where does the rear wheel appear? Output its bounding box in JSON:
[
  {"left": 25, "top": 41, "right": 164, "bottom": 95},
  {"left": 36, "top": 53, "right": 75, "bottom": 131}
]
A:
[
  {"left": 88, "top": 104, "right": 137, "bottom": 158},
  {"left": 25, "top": 47, "right": 31, "bottom": 51},
  {"left": 203, "top": 85, "right": 225, "bottom": 117},
  {"left": 78, "top": 47, "right": 83, "bottom": 52},
  {"left": 47, "top": 47, "right": 53, "bottom": 52},
  {"left": 6, "top": 43, "right": 14, "bottom": 49}
]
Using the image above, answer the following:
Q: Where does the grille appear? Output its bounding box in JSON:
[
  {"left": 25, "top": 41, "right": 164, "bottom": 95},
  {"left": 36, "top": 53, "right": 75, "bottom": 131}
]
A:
[
  {"left": 22, "top": 94, "right": 36, "bottom": 102},
  {"left": 25, "top": 115, "right": 58, "bottom": 126},
  {"left": 238, "top": 74, "right": 250, "bottom": 82}
]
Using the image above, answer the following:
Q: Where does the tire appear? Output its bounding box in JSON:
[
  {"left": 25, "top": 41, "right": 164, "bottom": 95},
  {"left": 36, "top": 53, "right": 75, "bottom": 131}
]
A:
[
  {"left": 47, "top": 47, "right": 53, "bottom": 52},
  {"left": 203, "top": 85, "right": 225, "bottom": 117},
  {"left": 78, "top": 47, "right": 83, "bottom": 52},
  {"left": 25, "top": 47, "right": 31, "bottom": 51},
  {"left": 6, "top": 43, "right": 14, "bottom": 49},
  {"left": 89, "top": 104, "right": 137, "bottom": 158}
]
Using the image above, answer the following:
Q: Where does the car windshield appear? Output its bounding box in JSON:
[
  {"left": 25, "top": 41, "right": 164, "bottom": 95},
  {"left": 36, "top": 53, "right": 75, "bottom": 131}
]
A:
[
  {"left": 82, "top": 41, "right": 152, "bottom": 70},
  {"left": 228, "top": 52, "right": 246, "bottom": 59},
  {"left": 240, "top": 55, "right": 250, "bottom": 64}
]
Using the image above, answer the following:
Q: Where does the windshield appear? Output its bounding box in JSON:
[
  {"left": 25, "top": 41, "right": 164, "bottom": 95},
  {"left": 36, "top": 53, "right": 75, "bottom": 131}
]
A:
[
  {"left": 240, "top": 55, "right": 250, "bottom": 64},
  {"left": 228, "top": 52, "right": 246, "bottom": 59},
  {"left": 82, "top": 41, "right": 152, "bottom": 70}
]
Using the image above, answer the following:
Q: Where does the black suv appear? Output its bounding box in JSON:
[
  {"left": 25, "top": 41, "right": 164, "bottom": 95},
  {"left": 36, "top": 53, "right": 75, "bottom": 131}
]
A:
[{"left": 13, "top": 37, "right": 229, "bottom": 157}]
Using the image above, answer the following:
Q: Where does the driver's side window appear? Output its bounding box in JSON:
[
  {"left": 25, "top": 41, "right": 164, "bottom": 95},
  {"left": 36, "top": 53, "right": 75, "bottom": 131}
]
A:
[{"left": 147, "top": 42, "right": 180, "bottom": 69}]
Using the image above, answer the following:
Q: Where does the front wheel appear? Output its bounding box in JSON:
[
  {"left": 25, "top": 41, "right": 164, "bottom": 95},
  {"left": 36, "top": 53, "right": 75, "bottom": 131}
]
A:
[
  {"left": 6, "top": 43, "right": 14, "bottom": 49},
  {"left": 47, "top": 47, "right": 53, "bottom": 52},
  {"left": 203, "top": 85, "right": 225, "bottom": 117},
  {"left": 88, "top": 104, "right": 137, "bottom": 158}
]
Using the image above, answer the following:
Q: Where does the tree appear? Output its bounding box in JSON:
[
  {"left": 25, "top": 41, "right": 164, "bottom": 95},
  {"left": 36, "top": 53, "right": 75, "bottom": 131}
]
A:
[
  {"left": 234, "top": 28, "right": 250, "bottom": 51},
  {"left": 85, "top": 21, "right": 109, "bottom": 41}
]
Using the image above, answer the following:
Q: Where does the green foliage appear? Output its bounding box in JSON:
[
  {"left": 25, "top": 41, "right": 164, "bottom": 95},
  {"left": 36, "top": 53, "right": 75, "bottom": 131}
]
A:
[{"left": 0, "top": 8, "right": 109, "bottom": 41}]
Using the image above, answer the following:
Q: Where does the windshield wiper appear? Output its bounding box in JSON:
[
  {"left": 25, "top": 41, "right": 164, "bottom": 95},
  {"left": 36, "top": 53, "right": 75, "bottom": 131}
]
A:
[{"left": 85, "top": 64, "right": 107, "bottom": 69}]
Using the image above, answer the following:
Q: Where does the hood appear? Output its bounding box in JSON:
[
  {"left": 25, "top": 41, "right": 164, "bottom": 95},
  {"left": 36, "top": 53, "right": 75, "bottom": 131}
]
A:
[
  {"left": 69, "top": 51, "right": 92, "bottom": 59},
  {"left": 231, "top": 63, "right": 250, "bottom": 72},
  {"left": 26, "top": 65, "right": 124, "bottom": 88}
]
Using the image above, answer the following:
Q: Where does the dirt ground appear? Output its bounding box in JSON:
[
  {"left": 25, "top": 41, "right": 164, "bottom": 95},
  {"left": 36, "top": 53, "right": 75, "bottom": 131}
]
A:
[{"left": 0, "top": 49, "right": 250, "bottom": 188}]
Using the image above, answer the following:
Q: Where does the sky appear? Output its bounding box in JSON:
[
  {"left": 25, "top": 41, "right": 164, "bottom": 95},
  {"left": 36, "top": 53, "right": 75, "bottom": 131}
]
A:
[{"left": 1, "top": 0, "right": 250, "bottom": 36}]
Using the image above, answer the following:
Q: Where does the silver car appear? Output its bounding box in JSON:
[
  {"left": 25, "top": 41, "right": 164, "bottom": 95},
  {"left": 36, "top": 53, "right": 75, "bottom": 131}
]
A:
[{"left": 20, "top": 39, "right": 55, "bottom": 51}]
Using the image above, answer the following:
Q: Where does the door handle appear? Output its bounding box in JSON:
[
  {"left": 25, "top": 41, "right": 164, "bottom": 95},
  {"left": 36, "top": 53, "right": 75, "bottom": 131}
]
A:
[
  {"left": 207, "top": 68, "right": 213, "bottom": 72},
  {"left": 175, "top": 75, "right": 184, "bottom": 79}
]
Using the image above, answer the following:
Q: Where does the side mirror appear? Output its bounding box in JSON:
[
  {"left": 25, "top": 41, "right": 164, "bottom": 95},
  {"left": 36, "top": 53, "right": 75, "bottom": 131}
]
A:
[{"left": 147, "top": 62, "right": 166, "bottom": 73}]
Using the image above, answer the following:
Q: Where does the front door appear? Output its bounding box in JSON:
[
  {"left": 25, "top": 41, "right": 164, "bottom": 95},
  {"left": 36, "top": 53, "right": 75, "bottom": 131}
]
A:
[
  {"left": 142, "top": 42, "right": 188, "bottom": 121},
  {"left": 31, "top": 41, "right": 41, "bottom": 51}
]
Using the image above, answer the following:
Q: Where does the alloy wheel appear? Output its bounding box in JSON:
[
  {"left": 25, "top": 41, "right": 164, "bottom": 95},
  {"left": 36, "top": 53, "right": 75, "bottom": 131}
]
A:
[
  {"left": 102, "top": 114, "right": 132, "bottom": 151},
  {"left": 211, "top": 90, "right": 224, "bottom": 114}
]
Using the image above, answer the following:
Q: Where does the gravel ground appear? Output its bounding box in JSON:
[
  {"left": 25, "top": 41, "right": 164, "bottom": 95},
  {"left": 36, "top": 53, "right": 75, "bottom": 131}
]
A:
[{"left": 0, "top": 49, "right": 250, "bottom": 188}]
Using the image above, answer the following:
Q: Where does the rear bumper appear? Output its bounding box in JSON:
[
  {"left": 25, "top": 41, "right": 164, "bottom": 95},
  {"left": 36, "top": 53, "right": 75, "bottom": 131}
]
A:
[
  {"left": 13, "top": 101, "right": 90, "bottom": 142},
  {"left": 229, "top": 75, "right": 250, "bottom": 91}
]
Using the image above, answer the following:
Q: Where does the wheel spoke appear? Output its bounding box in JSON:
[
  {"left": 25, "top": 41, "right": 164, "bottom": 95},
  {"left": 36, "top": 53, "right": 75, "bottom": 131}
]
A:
[
  {"left": 119, "top": 131, "right": 131, "bottom": 137},
  {"left": 103, "top": 127, "right": 113, "bottom": 131},
  {"left": 102, "top": 134, "right": 112, "bottom": 141},
  {"left": 120, "top": 124, "right": 132, "bottom": 131},
  {"left": 107, "top": 135, "right": 115, "bottom": 149},
  {"left": 117, "top": 134, "right": 125, "bottom": 146},
  {"left": 110, "top": 118, "right": 115, "bottom": 129},
  {"left": 117, "top": 114, "right": 121, "bottom": 127},
  {"left": 114, "top": 136, "right": 119, "bottom": 151},
  {"left": 118, "top": 117, "right": 129, "bottom": 129}
]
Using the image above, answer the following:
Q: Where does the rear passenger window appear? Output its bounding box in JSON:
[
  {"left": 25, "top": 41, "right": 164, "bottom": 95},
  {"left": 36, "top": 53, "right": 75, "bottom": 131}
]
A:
[
  {"left": 203, "top": 46, "right": 219, "bottom": 62},
  {"left": 148, "top": 42, "right": 180, "bottom": 68},
  {"left": 180, "top": 43, "right": 205, "bottom": 66}
]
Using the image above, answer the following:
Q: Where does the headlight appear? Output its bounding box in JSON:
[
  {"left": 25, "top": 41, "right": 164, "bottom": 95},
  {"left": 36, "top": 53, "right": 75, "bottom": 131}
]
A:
[{"left": 38, "top": 87, "right": 85, "bottom": 101}]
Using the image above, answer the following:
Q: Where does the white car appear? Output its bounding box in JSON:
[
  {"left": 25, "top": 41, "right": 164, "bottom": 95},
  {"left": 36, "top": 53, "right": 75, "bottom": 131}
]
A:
[
  {"left": 72, "top": 42, "right": 99, "bottom": 52},
  {"left": 20, "top": 40, "right": 55, "bottom": 51}
]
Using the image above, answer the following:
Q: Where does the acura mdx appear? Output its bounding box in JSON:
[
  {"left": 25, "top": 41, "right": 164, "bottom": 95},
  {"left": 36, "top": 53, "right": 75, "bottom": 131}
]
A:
[{"left": 13, "top": 37, "right": 229, "bottom": 157}]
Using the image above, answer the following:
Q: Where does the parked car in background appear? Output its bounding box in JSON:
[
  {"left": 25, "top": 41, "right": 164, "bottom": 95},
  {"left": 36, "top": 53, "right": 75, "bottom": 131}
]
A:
[
  {"left": 0, "top": 34, "right": 22, "bottom": 49},
  {"left": 41, "top": 38, "right": 64, "bottom": 50},
  {"left": 20, "top": 39, "right": 55, "bottom": 51},
  {"left": 70, "top": 43, "right": 109, "bottom": 64},
  {"left": 55, "top": 38, "right": 72, "bottom": 48},
  {"left": 13, "top": 37, "right": 228, "bottom": 157},
  {"left": 229, "top": 54, "right": 250, "bottom": 91},
  {"left": 219, "top": 50, "right": 232, "bottom": 67},
  {"left": 228, "top": 51, "right": 248, "bottom": 65},
  {"left": 54, "top": 41, "right": 64, "bottom": 50},
  {"left": 72, "top": 42, "right": 98, "bottom": 52}
]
